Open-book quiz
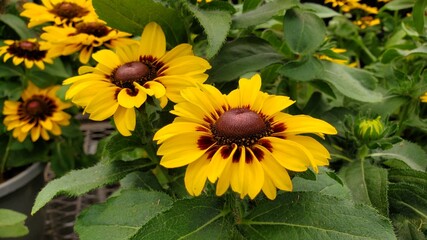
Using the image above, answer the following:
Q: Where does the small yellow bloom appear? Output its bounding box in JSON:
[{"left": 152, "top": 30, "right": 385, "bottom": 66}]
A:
[
  {"left": 421, "top": 92, "right": 427, "bottom": 103},
  {"left": 20, "top": 0, "right": 99, "bottom": 28},
  {"left": 63, "top": 22, "right": 211, "bottom": 136},
  {"left": 154, "top": 74, "right": 337, "bottom": 200},
  {"left": 0, "top": 39, "right": 55, "bottom": 70},
  {"left": 3, "top": 82, "right": 72, "bottom": 142}
]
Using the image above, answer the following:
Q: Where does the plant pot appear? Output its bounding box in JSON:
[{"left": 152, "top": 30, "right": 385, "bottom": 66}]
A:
[{"left": 0, "top": 163, "right": 45, "bottom": 240}]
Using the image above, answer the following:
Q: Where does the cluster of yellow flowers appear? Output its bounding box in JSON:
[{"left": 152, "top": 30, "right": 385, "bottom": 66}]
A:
[{"left": 324, "top": 0, "right": 389, "bottom": 29}]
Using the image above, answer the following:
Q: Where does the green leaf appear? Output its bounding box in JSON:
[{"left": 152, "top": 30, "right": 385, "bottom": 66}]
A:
[
  {"left": 75, "top": 189, "right": 173, "bottom": 240},
  {"left": 389, "top": 168, "right": 427, "bottom": 186},
  {"left": 393, "top": 215, "right": 427, "bottom": 240},
  {"left": 207, "top": 37, "right": 283, "bottom": 82},
  {"left": 292, "top": 171, "right": 352, "bottom": 199},
  {"left": 93, "top": 0, "right": 187, "bottom": 47},
  {"left": 389, "top": 182, "right": 427, "bottom": 220},
  {"left": 0, "top": 209, "right": 29, "bottom": 238},
  {"left": 302, "top": 3, "right": 340, "bottom": 18},
  {"left": 100, "top": 132, "right": 148, "bottom": 162},
  {"left": 388, "top": 169, "right": 427, "bottom": 221},
  {"left": 283, "top": 8, "right": 326, "bottom": 55},
  {"left": 183, "top": 3, "right": 231, "bottom": 59},
  {"left": 339, "top": 161, "right": 389, "bottom": 216},
  {"left": 130, "top": 197, "right": 232, "bottom": 240},
  {"left": 240, "top": 192, "right": 396, "bottom": 239},
  {"left": 0, "top": 62, "right": 23, "bottom": 78},
  {"left": 370, "top": 140, "right": 427, "bottom": 172},
  {"left": 31, "top": 161, "right": 149, "bottom": 215},
  {"left": 318, "top": 61, "right": 383, "bottom": 103},
  {"left": 383, "top": 0, "right": 414, "bottom": 11},
  {"left": 278, "top": 56, "right": 323, "bottom": 81},
  {"left": 242, "top": 0, "right": 262, "bottom": 13},
  {"left": 232, "top": 0, "right": 299, "bottom": 29},
  {"left": 412, "top": 0, "right": 427, "bottom": 35},
  {"left": 0, "top": 14, "right": 35, "bottom": 39}
]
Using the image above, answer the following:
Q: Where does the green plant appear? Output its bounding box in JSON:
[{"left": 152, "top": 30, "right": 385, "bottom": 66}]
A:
[{"left": 6, "top": 0, "right": 425, "bottom": 239}]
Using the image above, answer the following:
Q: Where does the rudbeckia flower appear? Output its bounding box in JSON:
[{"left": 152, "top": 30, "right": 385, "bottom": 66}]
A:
[
  {"left": 63, "top": 22, "right": 211, "bottom": 136},
  {"left": 20, "top": 0, "right": 99, "bottom": 28},
  {"left": 421, "top": 92, "right": 427, "bottom": 103},
  {"left": 40, "top": 21, "right": 136, "bottom": 64},
  {"left": 0, "top": 39, "right": 54, "bottom": 70},
  {"left": 154, "top": 74, "right": 337, "bottom": 200},
  {"left": 3, "top": 82, "right": 72, "bottom": 142}
]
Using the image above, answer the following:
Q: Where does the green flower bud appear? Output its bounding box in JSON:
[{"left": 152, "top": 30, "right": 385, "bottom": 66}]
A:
[{"left": 356, "top": 116, "right": 384, "bottom": 142}]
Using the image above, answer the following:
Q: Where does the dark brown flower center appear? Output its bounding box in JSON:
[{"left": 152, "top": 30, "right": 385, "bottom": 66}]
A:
[
  {"left": 111, "top": 59, "right": 164, "bottom": 96},
  {"left": 75, "top": 22, "right": 110, "bottom": 37},
  {"left": 19, "top": 95, "right": 57, "bottom": 122},
  {"left": 212, "top": 108, "right": 272, "bottom": 146},
  {"left": 50, "top": 2, "right": 90, "bottom": 21},
  {"left": 7, "top": 41, "right": 47, "bottom": 61}
]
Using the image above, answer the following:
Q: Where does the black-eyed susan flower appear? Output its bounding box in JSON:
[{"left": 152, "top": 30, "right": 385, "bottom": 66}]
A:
[
  {"left": 421, "top": 92, "right": 427, "bottom": 103},
  {"left": 153, "top": 74, "right": 337, "bottom": 200},
  {"left": 3, "top": 82, "right": 72, "bottom": 142},
  {"left": 63, "top": 22, "right": 211, "bottom": 136},
  {"left": 20, "top": 0, "right": 99, "bottom": 28},
  {"left": 40, "top": 21, "right": 136, "bottom": 64},
  {"left": 0, "top": 39, "right": 54, "bottom": 70}
]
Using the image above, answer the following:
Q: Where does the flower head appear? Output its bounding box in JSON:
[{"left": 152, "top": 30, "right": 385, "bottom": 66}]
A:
[
  {"left": 63, "top": 22, "right": 211, "bottom": 136},
  {"left": 420, "top": 92, "right": 427, "bottom": 103},
  {"left": 0, "top": 39, "right": 54, "bottom": 70},
  {"left": 40, "top": 21, "right": 136, "bottom": 63},
  {"left": 3, "top": 82, "right": 72, "bottom": 142},
  {"left": 20, "top": 0, "right": 99, "bottom": 28},
  {"left": 154, "top": 74, "right": 337, "bottom": 200}
]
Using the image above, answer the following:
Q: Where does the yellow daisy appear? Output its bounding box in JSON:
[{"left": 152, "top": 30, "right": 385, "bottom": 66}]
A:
[
  {"left": 0, "top": 39, "right": 55, "bottom": 70},
  {"left": 153, "top": 74, "right": 337, "bottom": 200},
  {"left": 63, "top": 22, "right": 211, "bottom": 136},
  {"left": 20, "top": 0, "right": 99, "bottom": 28},
  {"left": 3, "top": 82, "right": 72, "bottom": 142},
  {"left": 421, "top": 92, "right": 427, "bottom": 103},
  {"left": 40, "top": 21, "right": 136, "bottom": 64}
]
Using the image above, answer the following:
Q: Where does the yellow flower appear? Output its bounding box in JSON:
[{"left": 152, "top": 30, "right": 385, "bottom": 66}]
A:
[
  {"left": 40, "top": 21, "right": 136, "bottom": 64},
  {"left": 153, "top": 74, "right": 337, "bottom": 200},
  {"left": 0, "top": 39, "right": 54, "bottom": 70},
  {"left": 421, "top": 92, "right": 427, "bottom": 103},
  {"left": 63, "top": 22, "right": 211, "bottom": 136},
  {"left": 3, "top": 82, "right": 72, "bottom": 142},
  {"left": 354, "top": 16, "right": 381, "bottom": 29},
  {"left": 197, "top": 0, "right": 212, "bottom": 2},
  {"left": 20, "top": 0, "right": 99, "bottom": 28},
  {"left": 324, "top": 0, "right": 378, "bottom": 14}
]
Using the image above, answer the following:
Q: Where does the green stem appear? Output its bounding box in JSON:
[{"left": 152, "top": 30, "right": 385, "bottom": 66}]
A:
[
  {"left": 354, "top": 37, "right": 377, "bottom": 62},
  {"left": 330, "top": 153, "right": 353, "bottom": 163},
  {"left": 0, "top": 135, "right": 13, "bottom": 182}
]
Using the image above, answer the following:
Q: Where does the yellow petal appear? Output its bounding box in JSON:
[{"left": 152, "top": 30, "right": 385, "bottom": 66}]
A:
[
  {"left": 184, "top": 155, "right": 210, "bottom": 196},
  {"left": 207, "top": 144, "right": 237, "bottom": 183},
  {"left": 92, "top": 49, "right": 121, "bottom": 70},
  {"left": 113, "top": 106, "right": 135, "bottom": 136},
  {"left": 139, "top": 22, "right": 166, "bottom": 59},
  {"left": 263, "top": 137, "right": 310, "bottom": 172},
  {"left": 117, "top": 88, "right": 147, "bottom": 108}
]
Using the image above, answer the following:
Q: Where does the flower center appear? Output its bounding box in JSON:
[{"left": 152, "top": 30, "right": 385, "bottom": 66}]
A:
[
  {"left": 75, "top": 22, "right": 110, "bottom": 37},
  {"left": 8, "top": 41, "right": 46, "bottom": 61},
  {"left": 212, "top": 108, "right": 272, "bottom": 146},
  {"left": 20, "top": 95, "right": 56, "bottom": 121},
  {"left": 111, "top": 61, "right": 161, "bottom": 92},
  {"left": 50, "top": 2, "right": 90, "bottom": 20},
  {"left": 19, "top": 41, "right": 37, "bottom": 51}
]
